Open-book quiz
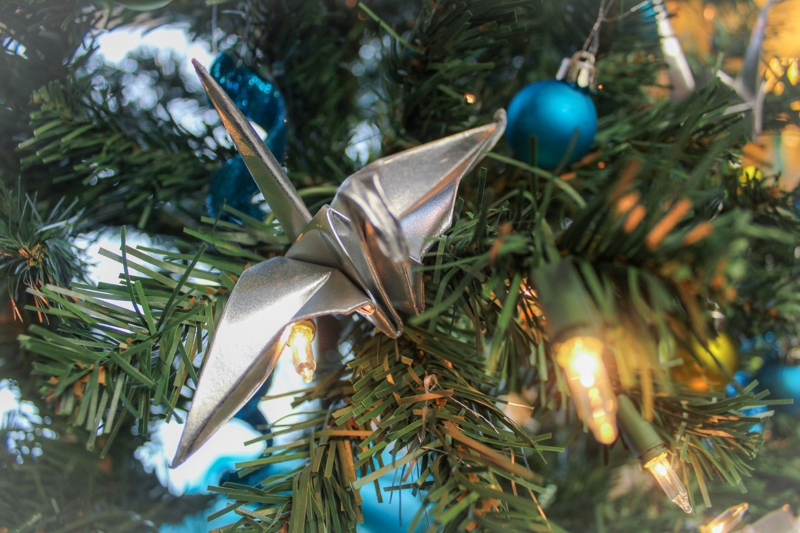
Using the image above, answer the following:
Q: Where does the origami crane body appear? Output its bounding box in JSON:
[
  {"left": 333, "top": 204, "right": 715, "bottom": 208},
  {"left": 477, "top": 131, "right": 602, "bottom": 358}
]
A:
[
  {"left": 649, "top": 0, "right": 769, "bottom": 133},
  {"left": 172, "top": 60, "right": 506, "bottom": 466}
]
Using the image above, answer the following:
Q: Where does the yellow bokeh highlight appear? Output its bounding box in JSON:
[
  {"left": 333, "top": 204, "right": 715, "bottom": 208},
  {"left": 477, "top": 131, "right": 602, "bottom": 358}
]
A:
[
  {"left": 743, "top": 126, "right": 800, "bottom": 192},
  {"left": 667, "top": 0, "right": 800, "bottom": 80}
]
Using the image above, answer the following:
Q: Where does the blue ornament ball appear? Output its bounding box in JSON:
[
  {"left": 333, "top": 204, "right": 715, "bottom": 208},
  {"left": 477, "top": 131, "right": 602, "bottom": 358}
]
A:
[
  {"left": 755, "top": 363, "right": 800, "bottom": 416},
  {"left": 506, "top": 79, "right": 597, "bottom": 170},
  {"left": 207, "top": 156, "right": 263, "bottom": 220},
  {"left": 207, "top": 52, "right": 288, "bottom": 220}
]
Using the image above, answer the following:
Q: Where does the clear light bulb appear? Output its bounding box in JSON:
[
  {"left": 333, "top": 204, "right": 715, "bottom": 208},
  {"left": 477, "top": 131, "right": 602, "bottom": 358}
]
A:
[
  {"left": 286, "top": 321, "right": 316, "bottom": 383},
  {"left": 701, "top": 503, "right": 749, "bottom": 533},
  {"left": 556, "top": 336, "right": 618, "bottom": 444},
  {"left": 644, "top": 453, "right": 692, "bottom": 514}
]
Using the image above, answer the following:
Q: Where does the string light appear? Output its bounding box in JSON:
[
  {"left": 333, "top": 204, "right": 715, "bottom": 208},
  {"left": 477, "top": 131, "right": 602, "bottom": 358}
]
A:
[
  {"left": 617, "top": 395, "right": 692, "bottom": 514},
  {"left": 701, "top": 503, "right": 749, "bottom": 533},
  {"left": 285, "top": 320, "right": 316, "bottom": 383},
  {"left": 642, "top": 453, "right": 692, "bottom": 514},
  {"left": 532, "top": 259, "right": 617, "bottom": 445},
  {"left": 557, "top": 336, "right": 618, "bottom": 444}
]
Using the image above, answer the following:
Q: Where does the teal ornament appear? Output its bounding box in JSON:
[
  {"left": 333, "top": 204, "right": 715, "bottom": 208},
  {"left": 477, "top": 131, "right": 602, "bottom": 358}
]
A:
[
  {"left": 217, "top": 379, "right": 273, "bottom": 486},
  {"left": 755, "top": 363, "right": 800, "bottom": 416},
  {"left": 506, "top": 52, "right": 598, "bottom": 170},
  {"left": 506, "top": 80, "right": 596, "bottom": 170},
  {"left": 207, "top": 52, "right": 288, "bottom": 220},
  {"left": 207, "top": 157, "right": 264, "bottom": 220}
]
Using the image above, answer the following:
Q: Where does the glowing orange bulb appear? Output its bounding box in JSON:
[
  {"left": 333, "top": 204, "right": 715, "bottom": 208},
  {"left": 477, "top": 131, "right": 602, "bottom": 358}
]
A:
[{"left": 285, "top": 321, "right": 316, "bottom": 383}]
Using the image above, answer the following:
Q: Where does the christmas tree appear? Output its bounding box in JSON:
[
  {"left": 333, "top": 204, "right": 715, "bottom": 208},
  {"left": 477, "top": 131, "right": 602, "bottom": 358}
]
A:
[{"left": 2, "top": 0, "right": 800, "bottom": 531}]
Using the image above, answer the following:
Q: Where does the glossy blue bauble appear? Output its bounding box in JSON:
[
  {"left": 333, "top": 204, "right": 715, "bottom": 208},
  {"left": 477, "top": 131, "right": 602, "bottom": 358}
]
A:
[
  {"left": 755, "top": 363, "right": 800, "bottom": 415},
  {"left": 207, "top": 156, "right": 263, "bottom": 220},
  {"left": 208, "top": 52, "right": 288, "bottom": 220},
  {"left": 208, "top": 52, "right": 287, "bottom": 146},
  {"left": 506, "top": 79, "right": 597, "bottom": 170}
]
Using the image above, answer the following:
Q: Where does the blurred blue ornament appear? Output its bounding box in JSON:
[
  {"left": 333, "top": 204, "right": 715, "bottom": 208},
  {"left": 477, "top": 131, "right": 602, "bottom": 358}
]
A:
[
  {"left": 725, "top": 370, "right": 768, "bottom": 431},
  {"left": 207, "top": 156, "right": 263, "bottom": 219},
  {"left": 357, "top": 451, "right": 426, "bottom": 533},
  {"left": 217, "top": 378, "right": 273, "bottom": 487},
  {"left": 506, "top": 79, "right": 597, "bottom": 170},
  {"left": 208, "top": 52, "right": 288, "bottom": 142},
  {"left": 207, "top": 52, "right": 288, "bottom": 220},
  {"left": 755, "top": 363, "right": 800, "bottom": 416}
]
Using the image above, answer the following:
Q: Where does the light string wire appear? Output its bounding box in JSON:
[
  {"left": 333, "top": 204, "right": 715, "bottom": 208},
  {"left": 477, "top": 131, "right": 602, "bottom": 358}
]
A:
[{"left": 582, "top": 0, "right": 656, "bottom": 54}]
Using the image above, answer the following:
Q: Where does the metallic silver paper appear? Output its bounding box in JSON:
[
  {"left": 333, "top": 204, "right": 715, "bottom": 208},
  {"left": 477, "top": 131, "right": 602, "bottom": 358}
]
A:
[
  {"left": 172, "top": 61, "right": 506, "bottom": 466},
  {"left": 719, "top": 0, "right": 775, "bottom": 137},
  {"left": 651, "top": 0, "right": 695, "bottom": 103}
]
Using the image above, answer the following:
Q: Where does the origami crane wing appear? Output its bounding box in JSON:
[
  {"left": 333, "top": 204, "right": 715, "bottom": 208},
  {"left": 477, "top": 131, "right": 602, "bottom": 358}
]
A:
[
  {"left": 333, "top": 111, "right": 507, "bottom": 263},
  {"left": 326, "top": 112, "right": 507, "bottom": 316},
  {"left": 172, "top": 257, "right": 371, "bottom": 466}
]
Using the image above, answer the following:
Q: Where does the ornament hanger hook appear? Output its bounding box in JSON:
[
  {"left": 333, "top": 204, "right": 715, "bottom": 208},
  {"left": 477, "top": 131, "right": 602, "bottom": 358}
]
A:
[{"left": 581, "top": 0, "right": 610, "bottom": 55}]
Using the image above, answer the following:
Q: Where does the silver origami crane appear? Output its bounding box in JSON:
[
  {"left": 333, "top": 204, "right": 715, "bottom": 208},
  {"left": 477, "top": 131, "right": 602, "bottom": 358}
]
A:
[
  {"left": 172, "top": 59, "right": 506, "bottom": 466},
  {"left": 718, "top": 0, "right": 776, "bottom": 137},
  {"left": 650, "top": 0, "right": 695, "bottom": 103}
]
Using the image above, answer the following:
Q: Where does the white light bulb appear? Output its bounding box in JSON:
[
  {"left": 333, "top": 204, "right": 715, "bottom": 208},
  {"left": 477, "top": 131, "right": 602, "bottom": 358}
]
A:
[
  {"left": 700, "top": 503, "right": 749, "bottom": 533},
  {"left": 644, "top": 453, "right": 692, "bottom": 514}
]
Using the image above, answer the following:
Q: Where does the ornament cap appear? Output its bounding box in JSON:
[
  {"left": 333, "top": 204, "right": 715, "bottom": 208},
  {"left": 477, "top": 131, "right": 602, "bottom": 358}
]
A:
[
  {"left": 556, "top": 51, "right": 598, "bottom": 91},
  {"left": 617, "top": 394, "right": 666, "bottom": 463}
]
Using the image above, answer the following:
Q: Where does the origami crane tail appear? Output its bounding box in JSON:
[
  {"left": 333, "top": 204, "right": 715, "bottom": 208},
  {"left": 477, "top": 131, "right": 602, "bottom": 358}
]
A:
[{"left": 193, "top": 59, "right": 312, "bottom": 242}]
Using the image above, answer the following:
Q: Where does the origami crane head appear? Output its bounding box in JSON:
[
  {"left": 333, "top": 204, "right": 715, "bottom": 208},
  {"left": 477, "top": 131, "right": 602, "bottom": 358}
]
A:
[{"left": 172, "top": 60, "right": 506, "bottom": 466}]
